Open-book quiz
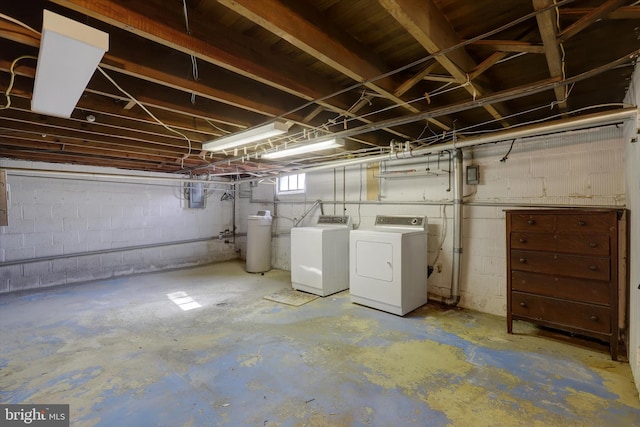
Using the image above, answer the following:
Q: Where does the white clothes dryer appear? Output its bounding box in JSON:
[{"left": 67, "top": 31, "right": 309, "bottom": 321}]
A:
[
  {"left": 349, "top": 215, "right": 428, "bottom": 315},
  {"left": 291, "top": 215, "right": 352, "bottom": 296}
]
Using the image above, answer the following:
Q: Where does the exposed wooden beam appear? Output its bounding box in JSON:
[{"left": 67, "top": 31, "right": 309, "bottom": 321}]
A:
[
  {"left": 0, "top": 57, "right": 251, "bottom": 130},
  {"left": 1, "top": 134, "right": 193, "bottom": 164},
  {"left": 468, "top": 52, "right": 509, "bottom": 81},
  {"left": 50, "top": 0, "right": 322, "bottom": 101},
  {"left": 394, "top": 62, "right": 440, "bottom": 97},
  {"left": 0, "top": 110, "right": 196, "bottom": 152},
  {"left": 559, "top": 6, "right": 640, "bottom": 20},
  {"left": 558, "top": 0, "right": 629, "bottom": 43},
  {"left": 215, "top": 0, "right": 450, "bottom": 135},
  {"left": 533, "top": 0, "right": 567, "bottom": 111},
  {"left": 48, "top": 0, "right": 407, "bottom": 139},
  {"left": 378, "top": 0, "right": 509, "bottom": 126},
  {"left": 466, "top": 40, "right": 545, "bottom": 54},
  {"left": 467, "top": 28, "right": 541, "bottom": 81},
  {"left": 0, "top": 19, "right": 294, "bottom": 120},
  {"left": 0, "top": 118, "right": 198, "bottom": 157},
  {"left": 423, "top": 75, "right": 459, "bottom": 83}
]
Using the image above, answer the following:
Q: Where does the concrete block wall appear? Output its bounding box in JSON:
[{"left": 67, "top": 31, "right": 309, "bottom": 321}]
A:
[
  {"left": 241, "top": 124, "right": 625, "bottom": 317},
  {"left": 623, "top": 63, "right": 639, "bottom": 392},
  {"left": 0, "top": 160, "right": 237, "bottom": 293}
]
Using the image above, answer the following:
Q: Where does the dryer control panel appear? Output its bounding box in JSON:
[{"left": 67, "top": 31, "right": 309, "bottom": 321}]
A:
[{"left": 375, "top": 215, "right": 426, "bottom": 228}]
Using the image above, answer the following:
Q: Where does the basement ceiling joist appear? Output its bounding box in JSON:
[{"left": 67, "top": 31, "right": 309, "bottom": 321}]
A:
[{"left": 0, "top": 0, "right": 638, "bottom": 178}]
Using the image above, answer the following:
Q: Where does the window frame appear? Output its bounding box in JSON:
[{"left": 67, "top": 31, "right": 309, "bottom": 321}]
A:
[{"left": 277, "top": 173, "right": 306, "bottom": 195}]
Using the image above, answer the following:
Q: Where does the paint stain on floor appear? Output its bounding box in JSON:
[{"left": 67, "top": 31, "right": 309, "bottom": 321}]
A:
[{"left": 0, "top": 261, "right": 638, "bottom": 426}]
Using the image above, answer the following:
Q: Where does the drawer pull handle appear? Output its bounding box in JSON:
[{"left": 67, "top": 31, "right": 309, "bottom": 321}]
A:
[
  {"left": 527, "top": 220, "right": 535, "bottom": 225},
  {"left": 519, "top": 302, "right": 526, "bottom": 307},
  {"left": 519, "top": 238, "right": 526, "bottom": 243},
  {"left": 578, "top": 220, "right": 586, "bottom": 226},
  {"left": 589, "top": 242, "right": 597, "bottom": 248},
  {"left": 590, "top": 315, "right": 598, "bottom": 322},
  {"left": 519, "top": 258, "right": 526, "bottom": 263},
  {"left": 589, "top": 265, "right": 597, "bottom": 271}
]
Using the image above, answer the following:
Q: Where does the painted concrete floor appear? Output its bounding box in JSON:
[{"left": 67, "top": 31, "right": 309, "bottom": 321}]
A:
[{"left": 1, "top": 261, "right": 638, "bottom": 427}]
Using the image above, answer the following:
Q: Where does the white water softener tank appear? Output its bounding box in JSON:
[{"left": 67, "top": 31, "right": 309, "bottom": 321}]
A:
[{"left": 246, "top": 210, "right": 273, "bottom": 273}]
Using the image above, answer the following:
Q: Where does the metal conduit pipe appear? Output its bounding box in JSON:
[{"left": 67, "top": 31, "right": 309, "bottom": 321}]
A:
[
  {"left": 424, "top": 149, "right": 463, "bottom": 307},
  {"left": 448, "top": 149, "right": 464, "bottom": 306},
  {"left": 234, "top": 108, "right": 636, "bottom": 184},
  {"left": 3, "top": 167, "right": 233, "bottom": 185},
  {"left": 0, "top": 236, "right": 221, "bottom": 267},
  {"left": 249, "top": 199, "right": 452, "bottom": 206}
]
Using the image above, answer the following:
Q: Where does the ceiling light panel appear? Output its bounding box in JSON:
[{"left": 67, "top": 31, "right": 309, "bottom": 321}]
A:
[
  {"left": 202, "top": 121, "right": 289, "bottom": 152},
  {"left": 31, "top": 10, "right": 109, "bottom": 118},
  {"left": 262, "top": 139, "right": 344, "bottom": 159}
]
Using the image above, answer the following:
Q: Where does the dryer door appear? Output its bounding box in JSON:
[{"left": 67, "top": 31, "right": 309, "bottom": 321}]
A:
[
  {"left": 354, "top": 239, "right": 393, "bottom": 281},
  {"left": 349, "top": 232, "right": 402, "bottom": 308}
]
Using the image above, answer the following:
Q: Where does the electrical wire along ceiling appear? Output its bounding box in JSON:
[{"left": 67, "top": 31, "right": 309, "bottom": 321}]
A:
[{"left": 0, "top": 0, "right": 638, "bottom": 178}]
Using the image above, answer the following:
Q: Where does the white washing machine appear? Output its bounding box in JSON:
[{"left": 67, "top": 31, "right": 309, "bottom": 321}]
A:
[
  {"left": 350, "top": 215, "right": 428, "bottom": 316},
  {"left": 291, "top": 215, "right": 352, "bottom": 296}
]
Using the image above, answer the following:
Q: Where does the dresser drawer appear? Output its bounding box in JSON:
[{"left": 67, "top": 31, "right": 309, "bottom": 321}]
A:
[
  {"left": 511, "top": 271, "right": 610, "bottom": 305},
  {"left": 511, "top": 233, "right": 609, "bottom": 256},
  {"left": 509, "top": 214, "right": 555, "bottom": 232},
  {"left": 511, "top": 250, "right": 610, "bottom": 280},
  {"left": 510, "top": 233, "right": 556, "bottom": 251},
  {"left": 511, "top": 292, "right": 611, "bottom": 333},
  {"left": 556, "top": 213, "right": 614, "bottom": 233},
  {"left": 555, "top": 234, "right": 609, "bottom": 256}
]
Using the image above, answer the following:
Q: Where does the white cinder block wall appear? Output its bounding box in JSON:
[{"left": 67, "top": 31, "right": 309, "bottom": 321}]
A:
[
  {"left": 0, "top": 160, "right": 237, "bottom": 293},
  {"left": 239, "top": 124, "right": 626, "bottom": 318},
  {"left": 623, "top": 62, "right": 640, "bottom": 393}
]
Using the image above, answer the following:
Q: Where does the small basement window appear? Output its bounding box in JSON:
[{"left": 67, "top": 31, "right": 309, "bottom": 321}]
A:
[{"left": 277, "top": 173, "right": 305, "bottom": 194}]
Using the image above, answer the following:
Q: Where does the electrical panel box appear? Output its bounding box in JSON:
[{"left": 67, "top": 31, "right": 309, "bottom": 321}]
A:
[{"left": 183, "top": 182, "right": 206, "bottom": 209}]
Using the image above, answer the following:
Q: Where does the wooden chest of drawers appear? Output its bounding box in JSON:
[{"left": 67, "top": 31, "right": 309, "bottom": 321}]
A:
[{"left": 505, "top": 209, "right": 624, "bottom": 360}]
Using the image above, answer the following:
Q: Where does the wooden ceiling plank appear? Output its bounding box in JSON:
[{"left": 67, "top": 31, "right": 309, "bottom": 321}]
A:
[
  {"left": 0, "top": 58, "right": 248, "bottom": 133},
  {"left": 468, "top": 52, "right": 509, "bottom": 81},
  {"left": 7, "top": 5, "right": 400, "bottom": 144},
  {"left": 1, "top": 97, "right": 208, "bottom": 148},
  {"left": 467, "top": 40, "right": 545, "bottom": 54},
  {"left": 559, "top": 6, "right": 640, "bottom": 20},
  {"left": 423, "top": 75, "right": 459, "bottom": 83},
  {"left": 49, "top": 0, "right": 388, "bottom": 131},
  {"left": 558, "top": 0, "right": 630, "bottom": 43},
  {"left": 0, "top": 118, "right": 197, "bottom": 155},
  {"left": 215, "top": 0, "right": 396, "bottom": 96},
  {"left": 394, "top": 62, "right": 440, "bottom": 97},
  {"left": 1, "top": 61, "right": 392, "bottom": 151},
  {"left": 2, "top": 5, "right": 417, "bottom": 146},
  {"left": 378, "top": 0, "right": 510, "bottom": 126},
  {"left": 2, "top": 18, "right": 284, "bottom": 119},
  {"left": 49, "top": 0, "right": 324, "bottom": 102},
  {"left": 215, "top": 0, "right": 451, "bottom": 133},
  {"left": 533, "top": 0, "right": 567, "bottom": 111},
  {"left": 0, "top": 149, "right": 189, "bottom": 171},
  {"left": 1, "top": 135, "right": 186, "bottom": 163}
]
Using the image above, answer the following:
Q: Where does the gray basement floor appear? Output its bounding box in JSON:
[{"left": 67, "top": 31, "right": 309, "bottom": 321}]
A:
[{"left": 1, "top": 261, "right": 638, "bottom": 427}]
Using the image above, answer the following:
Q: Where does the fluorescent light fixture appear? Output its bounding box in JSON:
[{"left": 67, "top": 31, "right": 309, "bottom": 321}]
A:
[
  {"left": 31, "top": 10, "right": 109, "bottom": 118},
  {"left": 262, "top": 139, "right": 344, "bottom": 159},
  {"left": 202, "top": 120, "right": 289, "bottom": 152}
]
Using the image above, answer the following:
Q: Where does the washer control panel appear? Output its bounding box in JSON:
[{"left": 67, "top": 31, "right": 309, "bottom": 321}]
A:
[{"left": 318, "top": 215, "right": 351, "bottom": 226}]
